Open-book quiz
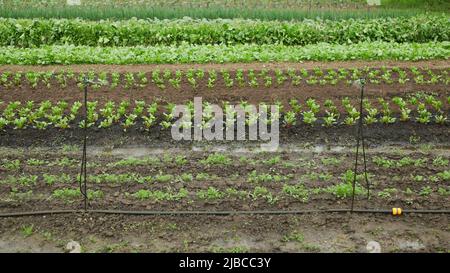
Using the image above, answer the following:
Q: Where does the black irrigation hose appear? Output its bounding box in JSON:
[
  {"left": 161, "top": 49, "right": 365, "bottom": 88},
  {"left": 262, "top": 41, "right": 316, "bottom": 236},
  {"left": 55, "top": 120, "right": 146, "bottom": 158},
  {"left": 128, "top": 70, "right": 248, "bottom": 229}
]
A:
[{"left": 0, "top": 209, "right": 449, "bottom": 218}]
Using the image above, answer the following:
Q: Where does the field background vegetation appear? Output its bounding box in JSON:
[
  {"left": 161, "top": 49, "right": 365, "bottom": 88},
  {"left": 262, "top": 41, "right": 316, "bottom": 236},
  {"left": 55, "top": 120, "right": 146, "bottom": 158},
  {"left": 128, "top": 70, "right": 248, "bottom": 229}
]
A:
[{"left": 0, "top": 0, "right": 448, "bottom": 20}]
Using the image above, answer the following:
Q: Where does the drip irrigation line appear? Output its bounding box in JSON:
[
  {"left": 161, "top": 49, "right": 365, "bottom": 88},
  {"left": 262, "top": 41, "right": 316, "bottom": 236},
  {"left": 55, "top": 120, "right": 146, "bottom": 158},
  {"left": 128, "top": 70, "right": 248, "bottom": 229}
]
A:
[
  {"left": 351, "top": 78, "right": 371, "bottom": 212},
  {"left": 90, "top": 209, "right": 450, "bottom": 215},
  {"left": 0, "top": 209, "right": 449, "bottom": 218}
]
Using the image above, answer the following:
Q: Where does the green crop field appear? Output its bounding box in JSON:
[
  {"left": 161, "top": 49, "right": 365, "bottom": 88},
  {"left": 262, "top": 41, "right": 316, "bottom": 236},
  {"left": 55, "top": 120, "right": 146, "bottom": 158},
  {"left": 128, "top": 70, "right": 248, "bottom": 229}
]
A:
[{"left": 0, "top": 0, "right": 448, "bottom": 20}]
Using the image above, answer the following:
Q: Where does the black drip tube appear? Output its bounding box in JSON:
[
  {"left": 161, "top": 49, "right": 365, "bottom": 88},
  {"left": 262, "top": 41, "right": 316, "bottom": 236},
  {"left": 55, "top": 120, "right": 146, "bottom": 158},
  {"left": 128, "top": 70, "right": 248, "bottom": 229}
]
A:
[{"left": 0, "top": 209, "right": 448, "bottom": 218}]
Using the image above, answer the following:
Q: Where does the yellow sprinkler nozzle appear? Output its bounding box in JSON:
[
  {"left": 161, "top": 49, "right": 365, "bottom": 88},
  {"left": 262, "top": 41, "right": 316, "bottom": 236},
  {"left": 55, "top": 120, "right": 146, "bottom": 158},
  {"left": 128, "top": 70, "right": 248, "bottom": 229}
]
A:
[{"left": 392, "top": 208, "right": 402, "bottom": 216}]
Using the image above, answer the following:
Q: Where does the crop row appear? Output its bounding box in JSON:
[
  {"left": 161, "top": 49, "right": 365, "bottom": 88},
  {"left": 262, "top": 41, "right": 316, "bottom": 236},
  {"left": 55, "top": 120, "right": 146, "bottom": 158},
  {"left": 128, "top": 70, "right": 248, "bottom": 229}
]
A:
[
  {"left": 2, "top": 168, "right": 449, "bottom": 203},
  {"left": 1, "top": 67, "right": 447, "bottom": 90},
  {"left": 2, "top": 153, "right": 448, "bottom": 171},
  {"left": 2, "top": 159, "right": 449, "bottom": 201},
  {"left": 0, "top": 6, "right": 432, "bottom": 21},
  {"left": 0, "top": 0, "right": 369, "bottom": 9},
  {"left": 1, "top": 15, "right": 447, "bottom": 47},
  {"left": 0, "top": 42, "right": 448, "bottom": 65},
  {"left": 1, "top": 95, "right": 448, "bottom": 130},
  {"left": 4, "top": 183, "right": 449, "bottom": 205}
]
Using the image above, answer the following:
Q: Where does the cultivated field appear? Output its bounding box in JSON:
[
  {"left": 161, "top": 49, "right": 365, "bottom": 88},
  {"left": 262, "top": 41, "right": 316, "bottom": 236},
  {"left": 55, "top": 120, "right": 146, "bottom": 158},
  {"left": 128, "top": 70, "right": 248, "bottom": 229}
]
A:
[{"left": 0, "top": 0, "right": 448, "bottom": 253}]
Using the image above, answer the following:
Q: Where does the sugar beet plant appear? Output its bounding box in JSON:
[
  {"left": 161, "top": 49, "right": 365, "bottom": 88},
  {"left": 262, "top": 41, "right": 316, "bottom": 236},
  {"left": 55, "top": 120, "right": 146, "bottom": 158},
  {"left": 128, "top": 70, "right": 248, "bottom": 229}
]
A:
[
  {"left": 0, "top": 95, "right": 448, "bottom": 131},
  {"left": 0, "top": 67, "right": 447, "bottom": 90}
]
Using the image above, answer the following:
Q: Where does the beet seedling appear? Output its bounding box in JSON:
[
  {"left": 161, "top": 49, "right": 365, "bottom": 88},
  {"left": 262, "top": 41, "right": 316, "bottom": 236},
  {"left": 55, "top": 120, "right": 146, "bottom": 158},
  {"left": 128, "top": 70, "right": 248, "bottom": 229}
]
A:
[
  {"left": 282, "top": 183, "right": 309, "bottom": 203},
  {"left": 283, "top": 111, "right": 296, "bottom": 127},
  {"left": 207, "top": 70, "right": 217, "bottom": 88},
  {"left": 110, "top": 72, "right": 120, "bottom": 89},
  {"left": 137, "top": 72, "right": 148, "bottom": 88},
  {"left": 247, "top": 69, "right": 258, "bottom": 88}
]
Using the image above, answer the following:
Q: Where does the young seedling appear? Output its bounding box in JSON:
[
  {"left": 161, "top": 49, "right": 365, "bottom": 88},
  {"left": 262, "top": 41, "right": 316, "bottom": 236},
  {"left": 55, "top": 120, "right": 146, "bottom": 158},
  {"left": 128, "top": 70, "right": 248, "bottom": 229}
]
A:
[
  {"left": 207, "top": 70, "right": 217, "bottom": 88},
  {"left": 283, "top": 111, "right": 296, "bottom": 127},
  {"left": 21, "top": 224, "right": 34, "bottom": 237},
  {"left": 282, "top": 183, "right": 309, "bottom": 203}
]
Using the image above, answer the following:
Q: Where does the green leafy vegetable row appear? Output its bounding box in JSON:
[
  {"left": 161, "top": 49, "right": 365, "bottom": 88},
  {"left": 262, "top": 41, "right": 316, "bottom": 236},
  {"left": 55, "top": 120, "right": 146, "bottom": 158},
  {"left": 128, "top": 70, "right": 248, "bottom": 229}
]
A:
[
  {"left": 0, "top": 42, "right": 448, "bottom": 65},
  {"left": 1, "top": 67, "right": 448, "bottom": 90},
  {"left": 1, "top": 94, "right": 448, "bottom": 131},
  {"left": 0, "top": 15, "right": 448, "bottom": 47}
]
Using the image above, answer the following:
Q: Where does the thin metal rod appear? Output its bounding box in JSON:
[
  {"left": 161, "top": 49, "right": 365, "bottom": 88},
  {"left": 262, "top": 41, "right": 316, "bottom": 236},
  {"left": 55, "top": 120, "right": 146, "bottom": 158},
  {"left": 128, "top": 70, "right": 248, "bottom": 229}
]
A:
[
  {"left": 351, "top": 126, "right": 360, "bottom": 211},
  {"left": 360, "top": 82, "right": 370, "bottom": 199},
  {"left": 351, "top": 78, "right": 370, "bottom": 212},
  {"left": 79, "top": 77, "right": 88, "bottom": 212},
  {"left": 78, "top": 77, "right": 105, "bottom": 211},
  {"left": 361, "top": 129, "right": 370, "bottom": 199}
]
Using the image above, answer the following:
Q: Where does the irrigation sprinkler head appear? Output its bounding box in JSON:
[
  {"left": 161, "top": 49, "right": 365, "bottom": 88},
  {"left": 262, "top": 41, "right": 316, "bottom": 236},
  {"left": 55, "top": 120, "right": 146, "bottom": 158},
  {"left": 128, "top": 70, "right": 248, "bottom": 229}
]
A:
[
  {"left": 359, "top": 77, "right": 366, "bottom": 86},
  {"left": 352, "top": 78, "right": 366, "bottom": 89},
  {"left": 82, "top": 77, "right": 107, "bottom": 86}
]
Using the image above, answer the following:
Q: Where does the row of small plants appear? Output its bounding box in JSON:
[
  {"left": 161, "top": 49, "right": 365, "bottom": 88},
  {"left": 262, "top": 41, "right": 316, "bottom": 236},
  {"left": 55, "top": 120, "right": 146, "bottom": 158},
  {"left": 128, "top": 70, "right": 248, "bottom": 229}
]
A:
[
  {"left": 3, "top": 152, "right": 447, "bottom": 189},
  {"left": 2, "top": 152, "right": 448, "bottom": 172},
  {"left": 2, "top": 168, "right": 448, "bottom": 188},
  {"left": 2, "top": 153, "right": 448, "bottom": 188},
  {"left": 1, "top": 67, "right": 447, "bottom": 90},
  {"left": 0, "top": 42, "right": 447, "bottom": 64},
  {"left": 2, "top": 150, "right": 448, "bottom": 203},
  {"left": 0, "top": 94, "right": 448, "bottom": 130},
  {"left": 2, "top": 169, "right": 448, "bottom": 204}
]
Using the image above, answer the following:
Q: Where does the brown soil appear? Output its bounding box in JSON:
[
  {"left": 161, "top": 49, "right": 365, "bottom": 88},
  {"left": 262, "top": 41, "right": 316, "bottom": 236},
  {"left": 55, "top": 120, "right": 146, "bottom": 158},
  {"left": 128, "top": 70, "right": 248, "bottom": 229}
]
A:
[
  {"left": 0, "top": 62, "right": 448, "bottom": 253},
  {"left": 0, "top": 213, "right": 448, "bottom": 253},
  {"left": 0, "top": 69, "right": 448, "bottom": 109},
  {"left": 0, "top": 143, "right": 449, "bottom": 212},
  {"left": 1, "top": 60, "right": 449, "bottom": 73},
  {"left": 0, "top": 122, "right": 449, "bottom": 148},
  {"left": 0, "top": 142, "right": 449, "bottom": 252}
]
